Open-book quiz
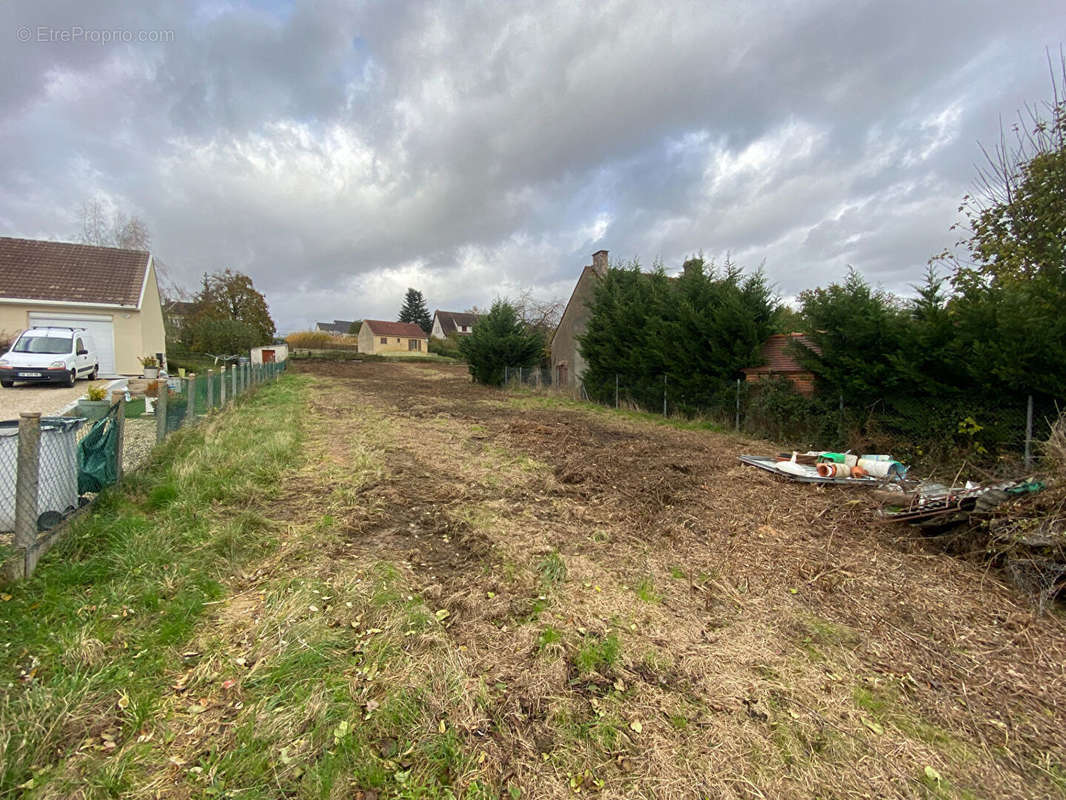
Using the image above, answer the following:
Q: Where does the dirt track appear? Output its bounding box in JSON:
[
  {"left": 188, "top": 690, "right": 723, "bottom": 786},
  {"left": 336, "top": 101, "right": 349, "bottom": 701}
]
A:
[{"left": 275, "top": 360, "right": 1066, "bottom": 797}]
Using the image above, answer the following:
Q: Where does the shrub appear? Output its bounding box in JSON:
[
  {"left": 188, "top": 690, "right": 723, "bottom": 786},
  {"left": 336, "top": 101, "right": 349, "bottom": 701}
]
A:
[
  {"left": 459, "top": 301, "right": 543, "bottom": 386},
  {"left": 188, "top": 317, "right": 263, "bottom": 354},
  {"left": 286, "top": 330, "right": 359, "bottom": 350},
  {"left": 428, "top": 333, "right": 463, "bottom": 360}
]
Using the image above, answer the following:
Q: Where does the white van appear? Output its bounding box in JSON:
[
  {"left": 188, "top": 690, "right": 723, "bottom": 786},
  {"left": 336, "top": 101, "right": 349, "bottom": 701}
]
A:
[{"left": 0, "top": 327, "right": 100, "bottom": 387}]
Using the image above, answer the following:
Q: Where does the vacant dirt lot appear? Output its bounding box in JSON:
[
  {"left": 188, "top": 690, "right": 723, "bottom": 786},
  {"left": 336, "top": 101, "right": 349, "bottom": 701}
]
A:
[
  {"left": 243, "top": 359, "right": 1062, "bottom": 798},
  {"left": 19, "top": 360, "right": 1061, "bottom": 798}
]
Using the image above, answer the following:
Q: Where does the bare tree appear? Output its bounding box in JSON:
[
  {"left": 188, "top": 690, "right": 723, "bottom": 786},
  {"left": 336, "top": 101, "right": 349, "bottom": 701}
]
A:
[
  {"left": 508, "top": 288, "right": 565, "bottom": 336},
  {"left": 77, "top": 197, "right": 151, "bottom": 251}
]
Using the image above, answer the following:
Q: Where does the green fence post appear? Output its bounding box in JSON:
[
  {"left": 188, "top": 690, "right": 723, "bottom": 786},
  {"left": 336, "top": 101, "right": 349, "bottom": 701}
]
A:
[
  {"left": 185, "top": 375, "right": 197, "bottom": 426},
  {"left": 231, "top": 360, "right": 237, "bottom": 400},
  {"left": 156, "top": 382, "right": 167, "bottom": 443}
]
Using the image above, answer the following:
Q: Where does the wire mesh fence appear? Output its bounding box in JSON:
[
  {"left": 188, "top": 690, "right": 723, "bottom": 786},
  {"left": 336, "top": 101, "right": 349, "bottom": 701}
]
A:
[
  {"left": 503, "top": 366, "right": 1056, "bottom": 468},
  {"left": 0, "top": 357, "right": 288, "bottom": 580}
]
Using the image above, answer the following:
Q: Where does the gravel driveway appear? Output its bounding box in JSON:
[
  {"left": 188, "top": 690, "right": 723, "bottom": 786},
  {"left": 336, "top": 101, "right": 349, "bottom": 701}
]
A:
[{"left": 0, "top": 379, "right": 114, "bottom": 420}]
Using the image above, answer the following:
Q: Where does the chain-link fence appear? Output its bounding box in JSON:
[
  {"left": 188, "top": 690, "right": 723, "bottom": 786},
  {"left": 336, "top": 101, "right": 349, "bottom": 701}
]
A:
[
  {"left": 0, "top": 357, "right": 287, "bottom": 580},
  {"left": 503, "top": 366, "right": 1057, "bottom": 469}
]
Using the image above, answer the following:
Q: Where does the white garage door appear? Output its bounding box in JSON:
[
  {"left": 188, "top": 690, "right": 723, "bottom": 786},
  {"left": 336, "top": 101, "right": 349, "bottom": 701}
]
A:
[{"left": 28, "top": 312, "right": 116, "bottom": 376}]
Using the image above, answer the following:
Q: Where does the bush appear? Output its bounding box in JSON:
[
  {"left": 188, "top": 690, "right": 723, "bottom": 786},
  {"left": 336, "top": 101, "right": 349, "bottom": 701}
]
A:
[
  {"left": 744, "top": 376, "right": 819, "bottom": 444},
  {"left": 428, "top": 333, "right": 463, "bottom": 360},
  {"left": 459, "top": 301, "right": 543, "bottom": 386},
  {"left": 189, "top": 317, "right": 263, "bottom": 354},
  {"left": 286, "top": 330, "right": 359, "bottom": 350}
]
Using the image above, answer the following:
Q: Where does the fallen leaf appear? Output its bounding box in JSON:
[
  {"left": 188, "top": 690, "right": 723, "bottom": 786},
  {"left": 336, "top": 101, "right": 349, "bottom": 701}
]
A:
[
  {"left": 924, "top": 766, "right": 942, "bottom": 782},
  {"left": 187, "top": 704, "right": 207, "bottom": 714},
  {"left": 438, "top": 719, "right": 447, "bottom": 733},
  {"left": 0, "top": 593, "right": 12, "bottom": 602},
  {"left": 629, "top": 721, "right": 643, "bottom": 734},
  {"left": 117, "top": 693, "right": 130, "bottom": 710},
  {"left": 221, "top": 679, "right": 236, "bottom": 690},
  {"left": 435, "top": 609, "right": 450, "bottom": 621}
]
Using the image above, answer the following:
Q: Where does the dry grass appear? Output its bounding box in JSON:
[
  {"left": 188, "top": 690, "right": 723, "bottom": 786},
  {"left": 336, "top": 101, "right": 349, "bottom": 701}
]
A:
[{"left": 286, "top": 329, "right": 359, "bottom": 349}]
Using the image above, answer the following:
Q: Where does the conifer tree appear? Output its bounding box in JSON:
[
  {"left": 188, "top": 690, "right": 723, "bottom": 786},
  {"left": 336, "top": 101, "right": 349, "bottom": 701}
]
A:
[{"left": 399, "top": 288, "right": 432, "bottom": 334}]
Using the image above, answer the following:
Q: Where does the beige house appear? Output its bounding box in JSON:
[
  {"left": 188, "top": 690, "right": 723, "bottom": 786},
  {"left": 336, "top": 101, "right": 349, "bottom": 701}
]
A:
[
  {"left": 550, "top": 249, "right": 608, "bottom": 387},
  {"left": 0, "top": 236, "right": 166, "bottom": 376},
  {"left": 357, "top": 320, "right": 428, "bottom": 354}
]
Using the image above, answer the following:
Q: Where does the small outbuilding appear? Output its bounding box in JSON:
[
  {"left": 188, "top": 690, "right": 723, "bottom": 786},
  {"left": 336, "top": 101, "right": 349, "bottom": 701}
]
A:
[
  {"left": 357, "top": 320, "right": 429, "bottom": 355},
  {"left": 251, "top": 344, "right": 288, "bottom": 365}
]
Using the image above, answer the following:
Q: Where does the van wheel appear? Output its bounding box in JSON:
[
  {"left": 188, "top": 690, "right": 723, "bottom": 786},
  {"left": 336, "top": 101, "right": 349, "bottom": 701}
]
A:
[
  {"left": 0, "top": 380, "right": 12, "bottom": 388},
  {"left": 65, "top": 369, "right": 76, "bottom": 387},
  {"left": 89, "top": 365, "right": 98, "bottom": 381}
]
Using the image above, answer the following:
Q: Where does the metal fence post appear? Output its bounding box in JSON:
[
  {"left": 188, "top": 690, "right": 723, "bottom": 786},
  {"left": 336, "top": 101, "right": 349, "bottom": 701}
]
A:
[
  {"left": 735, "top": 378, "right": 741, "bottom": 431},
  {"left": 1024, "top": 394, "right": 1034, "bottom": 469},
  {"left": 186, "top": 375, "right": 197, "bottom": 426},
  {"left": 220, "top": 366, "right": 227, "bottom": 405},
  {"left": 156, "top": 382, "right": 168, "bottom": 443},
  {"left": 207, "top": 369, "right": 215, "bottom": 409},
  {"left": 14, "top": 413, "right": 42, "bottom": 579},
  {"left": 231, "top": 361, "right": 237, "bottom": 400},
  {"left": 113, "top": 393, "right": 126, "bottom": 483}
]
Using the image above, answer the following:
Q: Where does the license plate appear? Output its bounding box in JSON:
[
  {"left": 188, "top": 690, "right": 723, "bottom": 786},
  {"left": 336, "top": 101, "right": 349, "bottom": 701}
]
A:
[{"left": 18, "top": 372, "right": 42, "bottom": 377}]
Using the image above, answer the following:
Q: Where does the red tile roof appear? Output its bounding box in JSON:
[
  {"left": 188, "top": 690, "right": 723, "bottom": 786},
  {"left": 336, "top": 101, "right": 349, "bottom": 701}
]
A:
[
  {"left": 0, "top": 236, "right": 150, "bottom": 307},
  {"left": 744, "top": 333, "right": 818, "bottom": 374},
  {"left": 363, "top": 320, "right": 428, "bottom": 338}
]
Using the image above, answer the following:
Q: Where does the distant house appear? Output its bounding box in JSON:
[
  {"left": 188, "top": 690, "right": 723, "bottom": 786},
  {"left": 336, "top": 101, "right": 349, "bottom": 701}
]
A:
[
  {"left": 549, "top": 249, "right": 608, "bottom": 387},
  {"left": 430, "top": 310, "right": 480, "bottom": 339},
  {"left": 0, "top": 236, "right": 166, "bottom": 376},
  {"left": 357, "top": 320, "right": 429, "bottom": 355},
  {"left": 315, "top": 319, "right": 358, "bottom": 336},
  {"left": 742, "top": 333, "right": 818, "bottom": 396},
  {"left": 164, "top": 300, "right": 198, "bottom": 332}
]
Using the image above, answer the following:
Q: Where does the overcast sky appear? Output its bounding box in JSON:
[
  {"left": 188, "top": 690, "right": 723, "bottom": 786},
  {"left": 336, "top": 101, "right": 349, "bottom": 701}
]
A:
[{"left": 1, "top": 1, "right": 1062, "bottom": 331}]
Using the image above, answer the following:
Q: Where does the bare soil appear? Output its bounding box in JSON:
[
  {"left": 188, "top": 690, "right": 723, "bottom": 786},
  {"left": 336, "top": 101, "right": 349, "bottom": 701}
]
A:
[{"left": 269, "top": 360, "right": 1066, "bottom": 798}]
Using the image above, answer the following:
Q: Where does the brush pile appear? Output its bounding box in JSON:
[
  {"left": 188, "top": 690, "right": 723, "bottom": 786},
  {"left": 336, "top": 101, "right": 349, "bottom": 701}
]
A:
[{"left": 967, "top": 416, "right": 1066, "bottom": 610}]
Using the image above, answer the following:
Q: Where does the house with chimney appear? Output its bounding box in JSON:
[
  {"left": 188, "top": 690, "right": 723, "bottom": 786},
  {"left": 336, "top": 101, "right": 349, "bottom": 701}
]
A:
[{"left": 549, "top": 249, "right": 608, "bottom": 388}]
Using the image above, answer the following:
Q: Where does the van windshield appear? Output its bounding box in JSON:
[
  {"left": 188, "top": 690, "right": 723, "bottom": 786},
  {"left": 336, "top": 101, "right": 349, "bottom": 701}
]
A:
[{"left": 13, "top": 335, "right": 72, "bottom": 355}]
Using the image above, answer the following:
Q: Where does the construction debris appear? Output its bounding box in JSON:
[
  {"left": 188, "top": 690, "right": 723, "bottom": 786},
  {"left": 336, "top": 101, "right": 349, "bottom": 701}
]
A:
[{"left": 738, "top": 451, "right": 909, "bottom": 485}]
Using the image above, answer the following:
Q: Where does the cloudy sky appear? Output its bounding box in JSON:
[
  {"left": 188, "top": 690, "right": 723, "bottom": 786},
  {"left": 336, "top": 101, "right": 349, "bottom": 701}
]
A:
[{"left": 1, "top": 1, "right": 1062, "bottom": 331}]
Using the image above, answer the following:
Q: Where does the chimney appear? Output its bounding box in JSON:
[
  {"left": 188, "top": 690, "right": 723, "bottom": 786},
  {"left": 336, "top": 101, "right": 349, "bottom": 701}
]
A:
[{"left": 591, "top": 249, "right": 608, "bottom": 277}]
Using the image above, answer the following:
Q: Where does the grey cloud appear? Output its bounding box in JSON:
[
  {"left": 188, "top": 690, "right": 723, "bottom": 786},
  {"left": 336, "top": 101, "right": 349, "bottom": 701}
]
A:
[{"left": 1, "top": 0, "right": 1064, "bottom": 330}]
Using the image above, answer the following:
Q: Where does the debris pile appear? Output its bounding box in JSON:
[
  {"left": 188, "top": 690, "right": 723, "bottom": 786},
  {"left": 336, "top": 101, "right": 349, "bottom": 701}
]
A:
[{"left": 739, "top": 451, "right": 908, "bottom": 485}]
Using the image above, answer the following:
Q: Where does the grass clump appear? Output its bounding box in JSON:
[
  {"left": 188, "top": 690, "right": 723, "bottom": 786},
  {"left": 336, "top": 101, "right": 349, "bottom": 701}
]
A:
[
  {"left": 574, "top": 633, "right": 621, "bottom": 675},
  {"left": 0, "top": 375, "right": 309, "bottom": 796},
  {"left": 538, "top": 550, "right": 567, "bottom": 586}
]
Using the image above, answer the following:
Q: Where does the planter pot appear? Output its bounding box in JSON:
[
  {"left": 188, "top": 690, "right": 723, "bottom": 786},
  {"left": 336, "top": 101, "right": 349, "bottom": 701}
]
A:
[
  {"left": 76, "top": 398, "right": 111, "bottom": 421},
  {"left": 143, "top": 367, "right": 159, "bottom": 379}
]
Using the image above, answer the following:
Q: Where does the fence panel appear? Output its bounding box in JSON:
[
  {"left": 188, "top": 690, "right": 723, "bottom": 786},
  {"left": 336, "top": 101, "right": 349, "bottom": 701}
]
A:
[{"left": 2, "top": 357, "right": 285, "bottom": 581}]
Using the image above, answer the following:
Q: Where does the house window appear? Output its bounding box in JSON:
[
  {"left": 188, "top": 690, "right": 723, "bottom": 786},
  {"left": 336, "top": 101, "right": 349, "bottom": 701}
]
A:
[
  {"left": 408, "top": 339, "right": 421, "bottom": 351},
  {"left": 380, "top": 337, "right": 387, "bottom": 344}
]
